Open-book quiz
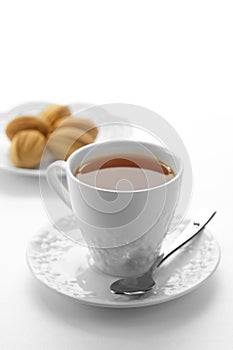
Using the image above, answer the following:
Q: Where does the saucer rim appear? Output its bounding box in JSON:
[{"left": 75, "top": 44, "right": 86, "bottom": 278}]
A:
[{"left": 26, "top": 227, "right": 221, "bottom": 308}]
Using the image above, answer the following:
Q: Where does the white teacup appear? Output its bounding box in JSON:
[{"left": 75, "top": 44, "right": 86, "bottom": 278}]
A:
[{"left": 46, "top": 140, "right": 183, "bottom": 277}]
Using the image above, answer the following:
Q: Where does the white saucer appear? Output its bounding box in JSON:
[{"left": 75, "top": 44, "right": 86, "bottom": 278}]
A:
[
  {"left": 27, "top": 217, "right": 220, "bottom": 308},
  {"left": 0, "top": 102, "right": 132, "bottom": 177}
]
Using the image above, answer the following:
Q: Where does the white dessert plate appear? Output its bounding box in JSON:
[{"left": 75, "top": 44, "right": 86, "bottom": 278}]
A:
[
  {"left": 0, "top": 102, "right": 133, "bottom": 177},
  {"left": 27, "top": 217, "right": 220, "bottom": 308}
]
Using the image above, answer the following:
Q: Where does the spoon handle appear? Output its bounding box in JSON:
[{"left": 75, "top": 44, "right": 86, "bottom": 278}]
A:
[{"left": 155, "top": 209, "right": 217, "bottom": 268}]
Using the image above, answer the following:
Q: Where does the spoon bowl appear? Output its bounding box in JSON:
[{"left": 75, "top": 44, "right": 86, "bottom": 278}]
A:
[{"left": 111, "top": 273, "right": 156, "bottom": 295}]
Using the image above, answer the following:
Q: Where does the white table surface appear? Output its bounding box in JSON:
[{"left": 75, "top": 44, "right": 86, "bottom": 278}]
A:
[
  {"left": 1, "top": 2, "right": 233, "bottom": 347},
  {"left": 0, "top": 113, "right": 232, "bottom": 350}
]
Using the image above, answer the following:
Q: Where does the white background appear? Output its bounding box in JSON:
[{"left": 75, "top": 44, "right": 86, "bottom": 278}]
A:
[{"left": 0, "top": 1, "right": 232, "bottom": 349}]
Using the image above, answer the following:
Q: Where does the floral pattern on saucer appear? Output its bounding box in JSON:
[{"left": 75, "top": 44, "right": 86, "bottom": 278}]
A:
[{"left": 27, "top": 217, "right": 220, "bottom": 308}]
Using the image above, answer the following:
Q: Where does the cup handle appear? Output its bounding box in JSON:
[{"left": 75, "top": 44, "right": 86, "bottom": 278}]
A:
[{"left": 46, "top": 160, "right": 72, "bottom": 210}]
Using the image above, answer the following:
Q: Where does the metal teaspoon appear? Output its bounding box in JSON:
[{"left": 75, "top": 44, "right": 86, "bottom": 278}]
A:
[{"left": 110, "top": 210, "right": 217, "bottom": 295}]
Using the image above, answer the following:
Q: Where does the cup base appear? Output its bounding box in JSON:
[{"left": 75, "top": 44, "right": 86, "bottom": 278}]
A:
[{"left": 88, "top": 244, "right": 161, "bottom": 278}]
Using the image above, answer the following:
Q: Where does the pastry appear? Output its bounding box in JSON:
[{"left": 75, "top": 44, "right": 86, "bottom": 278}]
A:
[
  {"left": 39, "top": 104, "right": 71, "bottom": 132},
  {"left": 48, "top": 126, "right": 95, "bottom": 160},
  {"left": 5, "top": 116, "right": 49, "bottom": 140},
  {"left": 9, "top": 130, "right": 47, "bottom": 168},
  {"left": 55, "top": 117, "right": 98, "bottom": 139}
]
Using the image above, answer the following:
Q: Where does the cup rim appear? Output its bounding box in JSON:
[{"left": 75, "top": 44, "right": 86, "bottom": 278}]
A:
[{"left": 67, "top": 140, "right": 183, "bottom": 193}]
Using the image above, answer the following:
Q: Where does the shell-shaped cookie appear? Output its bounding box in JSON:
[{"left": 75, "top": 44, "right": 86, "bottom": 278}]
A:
[
  {"left": 55, "top": 117, "right": 98, "bottom": 139},
  {"left": 39, "top": 104, "right": 71, "bottom": 132},
  {"left": 6, "top": 116, "right": 49, "bottom": 140},
  {"left": 48, "top": 127, "right": 95, "bottom": 160},
  {"left": 9, "top": 130, "right": 47, "bottom": 168}
]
